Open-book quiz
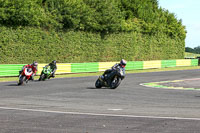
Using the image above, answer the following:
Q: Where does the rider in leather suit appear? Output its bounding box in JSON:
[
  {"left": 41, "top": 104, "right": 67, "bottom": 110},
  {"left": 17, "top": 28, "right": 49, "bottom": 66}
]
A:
[
  {"left": 101, "top": 59, "right": 127, "bottom": 81},
  {"left": 45, "top": 60, "right": 57, "bottom": 78}
]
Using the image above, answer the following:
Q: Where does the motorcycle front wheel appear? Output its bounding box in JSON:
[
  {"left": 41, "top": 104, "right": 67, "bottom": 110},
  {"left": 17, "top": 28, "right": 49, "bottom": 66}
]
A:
[
  {"left": 39, "top": 73, "right": 46, "bottom": 81},
  {"left": 110, "top": 77, "right": 121, "bottom": 89},
  {"left": 18, "top": 75, "right": 26, "bottom": 85},
  {"left": 95, "top": 79, "right": 102, "bottom": 88}
]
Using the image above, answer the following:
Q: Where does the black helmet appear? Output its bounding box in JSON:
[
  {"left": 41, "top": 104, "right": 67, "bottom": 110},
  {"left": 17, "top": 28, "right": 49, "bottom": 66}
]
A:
[
  {"left": 52, "top": 60, "right": 56, "bottom": 65},
  {"left": 120, "top": 59, "right": 127, "bottom": 67},
  {"left": 32, "top": 61, "right": 38, "bottom": 67}
]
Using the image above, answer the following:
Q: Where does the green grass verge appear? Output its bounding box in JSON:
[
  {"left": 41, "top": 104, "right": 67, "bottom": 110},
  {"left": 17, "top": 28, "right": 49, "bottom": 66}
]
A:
[{"left": 1, "top": 66, "right": 200, "bottom": 82}]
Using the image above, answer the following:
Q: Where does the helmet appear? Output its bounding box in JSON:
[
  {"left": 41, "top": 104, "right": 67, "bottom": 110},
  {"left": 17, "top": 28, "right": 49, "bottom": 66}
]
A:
[
  {"left": 32, "top": 61, "right": 38, "bottom": 67},
  {"left": 52, "top": 60, "right": 56, "bottom": 65},
  {"left": 120, "top": 59, "right": 127, "bottom": 68}
]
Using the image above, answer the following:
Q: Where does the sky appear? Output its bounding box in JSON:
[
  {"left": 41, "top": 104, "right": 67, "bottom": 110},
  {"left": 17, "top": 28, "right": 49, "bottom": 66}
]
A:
[{"left": 158, "top": 0, "right": 200, "bottom": 48}]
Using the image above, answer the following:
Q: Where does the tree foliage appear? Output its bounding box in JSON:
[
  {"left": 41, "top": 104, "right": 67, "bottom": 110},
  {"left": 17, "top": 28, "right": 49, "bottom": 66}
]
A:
[
  {"left": 0, "top": 0, "right": 186, "bottom": 40},
  {"left": 186, "top": 46, "right": 200, "bottom": 54}
]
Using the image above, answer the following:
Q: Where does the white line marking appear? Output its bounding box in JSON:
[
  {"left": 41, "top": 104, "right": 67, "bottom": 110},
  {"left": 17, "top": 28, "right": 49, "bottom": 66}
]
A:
[
  {"left": 107, "top": 108, "right": 123, "bottom": 111},
  {"left": 0, "top": 106, "right": 200, "bottom": 121}
]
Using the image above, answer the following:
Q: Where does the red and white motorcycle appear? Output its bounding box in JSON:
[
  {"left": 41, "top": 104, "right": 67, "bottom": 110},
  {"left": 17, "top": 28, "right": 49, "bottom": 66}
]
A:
[{"left": 18, "top": 67, "right": 33, "bottom": 85}]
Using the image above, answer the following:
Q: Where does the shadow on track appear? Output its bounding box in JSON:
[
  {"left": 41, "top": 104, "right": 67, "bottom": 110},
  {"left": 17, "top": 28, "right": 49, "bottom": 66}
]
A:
[
  {"left": 5, "top": 80, "right": 40, "bottom": 87},
  {"left": 86, "top": 87, "right": 114, "bottom": 90},
  {"left": 5, "top": 84, "right": 19, "bottom": 86}
]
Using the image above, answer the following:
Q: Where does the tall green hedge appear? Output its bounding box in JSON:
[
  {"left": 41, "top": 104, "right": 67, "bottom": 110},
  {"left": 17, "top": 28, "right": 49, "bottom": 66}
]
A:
[{"left": 0, "top": 27, "right": 184, "bottom": 64}]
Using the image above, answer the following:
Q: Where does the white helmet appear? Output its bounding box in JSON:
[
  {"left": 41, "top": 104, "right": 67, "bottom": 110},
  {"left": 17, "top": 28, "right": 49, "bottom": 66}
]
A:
[{"left": 120, "top": 59, "right": 127, "bottom": 67}]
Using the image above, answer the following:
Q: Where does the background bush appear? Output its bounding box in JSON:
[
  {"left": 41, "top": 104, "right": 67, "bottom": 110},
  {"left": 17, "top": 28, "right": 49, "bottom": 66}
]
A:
[{"left": 0, "top": 0, "right": 186, "bottom": 63}]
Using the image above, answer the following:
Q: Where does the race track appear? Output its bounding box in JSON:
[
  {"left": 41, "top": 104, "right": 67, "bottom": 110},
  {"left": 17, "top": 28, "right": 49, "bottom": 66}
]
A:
[{"left": 0, "top": 69, "right": 200, "bottom": 133}]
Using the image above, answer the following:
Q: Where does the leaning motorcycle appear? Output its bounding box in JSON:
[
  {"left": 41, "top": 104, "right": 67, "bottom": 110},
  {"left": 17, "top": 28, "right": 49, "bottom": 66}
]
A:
[
  {"left": 18, "top": 67, "right": 33, "bottom": 85},
  {"left": 39, "top": 66, "right": 52, "bottom": 81},
  {"left": 95, "top": 67, "right": 125, "bottom": 89}
]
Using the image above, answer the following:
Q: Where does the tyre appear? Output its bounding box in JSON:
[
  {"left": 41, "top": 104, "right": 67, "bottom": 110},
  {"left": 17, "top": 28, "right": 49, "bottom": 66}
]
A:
[
  {"left": 18, "top": 76, "right": 25, "bottom": 85},
  {"left": 95, "top": 79, "right": 102, "bottom": 88},
  {"left": 39, "top": 73, "right": 45, "bottom": 81},
  {"left": 110, "top": 77, "right": 121, "bottom": 89}
]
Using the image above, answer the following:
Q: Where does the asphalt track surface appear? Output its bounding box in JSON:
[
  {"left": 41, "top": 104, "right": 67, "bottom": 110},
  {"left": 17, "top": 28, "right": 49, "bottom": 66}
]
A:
[{"left": 0, "top": 69, "right": 200, "bottom": 133}]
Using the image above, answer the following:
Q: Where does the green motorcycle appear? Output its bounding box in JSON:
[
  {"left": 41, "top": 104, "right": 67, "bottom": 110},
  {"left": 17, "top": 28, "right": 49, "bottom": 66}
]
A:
[{"left": 39, "top": 66, "right": 52, "bottom": 81}]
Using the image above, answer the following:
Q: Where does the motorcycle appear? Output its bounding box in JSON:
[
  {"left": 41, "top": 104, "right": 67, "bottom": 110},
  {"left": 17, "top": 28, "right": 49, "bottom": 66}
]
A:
[
  {"left": 18, "top": 67, "right": 33, "bottom": 85},
  {"left": 95, "top": 67, "right": 125, "bottom": 89},
  {"left": 39, "top": 66, "right": 52, "bottom": 81}
]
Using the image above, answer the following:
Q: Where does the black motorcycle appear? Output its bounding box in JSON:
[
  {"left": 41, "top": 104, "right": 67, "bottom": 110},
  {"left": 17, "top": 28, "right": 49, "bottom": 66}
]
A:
[{"left": 95, "top": 67, "right": 125, "bottom": 89}]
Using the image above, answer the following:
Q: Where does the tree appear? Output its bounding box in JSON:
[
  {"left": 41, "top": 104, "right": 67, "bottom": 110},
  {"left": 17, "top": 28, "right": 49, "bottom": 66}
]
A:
[
  {"left": 0, "top": 0, "right": 49, "bottom": 27},
  {"left": 185, "top": 47, "right": 194, "bottom": 53},
  {"left": 84, "top": 0, "right": 124, "bottom": 38},
  {"left": 194, "top": 46, "right": 200, "bottom": 54}
]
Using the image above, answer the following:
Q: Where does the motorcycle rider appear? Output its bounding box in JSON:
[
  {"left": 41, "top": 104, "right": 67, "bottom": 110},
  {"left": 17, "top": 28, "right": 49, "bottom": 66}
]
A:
[
  {"left": 45, "top": 60, "right": 57, "bottom": 78},
  {"left": 101, "top": 59, "right": 127, "bottom": 81},
  {"left": 19, "top": 61, "right": 38, "bottom": 81}
]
